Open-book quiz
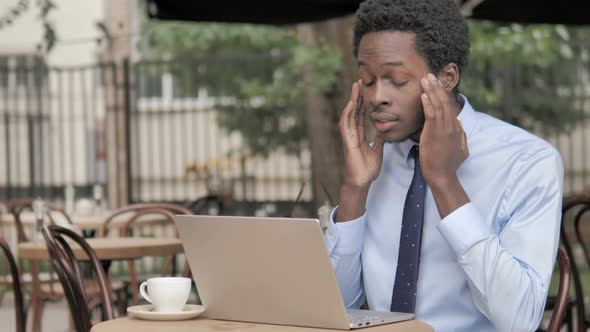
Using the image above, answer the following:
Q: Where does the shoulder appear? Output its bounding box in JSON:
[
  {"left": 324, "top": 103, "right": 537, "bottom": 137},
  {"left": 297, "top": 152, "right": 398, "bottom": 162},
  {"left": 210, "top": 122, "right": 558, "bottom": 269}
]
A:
[
  {"left": 471, "top": 111, "right": 562, "bottom": 166},
  {"left": 469, "top": 113, "right": 564, "bottom": 206}
]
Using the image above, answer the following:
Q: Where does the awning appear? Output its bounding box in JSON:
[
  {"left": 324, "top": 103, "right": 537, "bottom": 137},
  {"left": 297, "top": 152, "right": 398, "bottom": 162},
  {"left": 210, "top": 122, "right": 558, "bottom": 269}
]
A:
[
  {"left": 146, "top": 0, "right": 590, "bottom": 26},
  {"left": 146, "top": 0, "right": 361, "bottom": 25}
]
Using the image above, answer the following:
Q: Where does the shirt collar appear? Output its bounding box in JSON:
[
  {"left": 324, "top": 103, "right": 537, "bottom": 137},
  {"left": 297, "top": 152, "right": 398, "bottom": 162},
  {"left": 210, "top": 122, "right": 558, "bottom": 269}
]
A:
[{"left": 399, "top": 94, "right": 476, "bottom": 161}]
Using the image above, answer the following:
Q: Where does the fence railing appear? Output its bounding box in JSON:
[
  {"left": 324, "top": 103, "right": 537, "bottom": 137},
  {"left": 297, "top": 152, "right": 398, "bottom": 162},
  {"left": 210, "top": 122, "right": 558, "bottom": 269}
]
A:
[
  {"left": 0, "top": 56, "right": 313, "bottom": 211},
  {"left": 1, "top": 54, "right": 590, "bottom": 209}
]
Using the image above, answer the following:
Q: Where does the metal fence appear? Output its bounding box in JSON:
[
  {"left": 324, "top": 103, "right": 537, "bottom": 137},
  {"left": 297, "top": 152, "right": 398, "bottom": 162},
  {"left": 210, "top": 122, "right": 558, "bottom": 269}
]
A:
[
  {"left": 0, "top": 55, "right": 312, "bottom": 213},
  {"left": 0, "top": 60, "right": 111, "bottom": 200},
  {"left": 1, "top": 53, "right": 590, "bottom": 209},
  {"left": 130, "top": 57, "right": 312, "bottom": 205}
]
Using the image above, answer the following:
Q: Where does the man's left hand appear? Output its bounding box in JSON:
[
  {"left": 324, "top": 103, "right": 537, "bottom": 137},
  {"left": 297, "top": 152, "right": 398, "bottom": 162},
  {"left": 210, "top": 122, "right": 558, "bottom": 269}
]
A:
[{"left": 418, "top": 73, "right": 469, "bottom": 191}]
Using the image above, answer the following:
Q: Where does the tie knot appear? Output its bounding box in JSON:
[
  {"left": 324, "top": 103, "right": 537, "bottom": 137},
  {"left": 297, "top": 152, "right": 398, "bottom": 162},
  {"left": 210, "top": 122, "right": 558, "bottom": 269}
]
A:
[{"left": 410, "top": 146, "right": 419, "bottom": 159}]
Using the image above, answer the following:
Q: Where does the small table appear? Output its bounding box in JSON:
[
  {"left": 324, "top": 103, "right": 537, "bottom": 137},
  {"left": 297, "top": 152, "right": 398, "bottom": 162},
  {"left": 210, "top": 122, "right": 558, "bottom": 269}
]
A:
[
  {"left": 19, "top": 238, "right": 184, "bottom": 332},
  {"left": 18, "top": 237, "right": 183, "bottom": 260},
  {"left": 90, "top": 317, "right": 434, "bottom": 332},
  {"left": 0, "top": 211, "right": 110, "bottom": 231}
]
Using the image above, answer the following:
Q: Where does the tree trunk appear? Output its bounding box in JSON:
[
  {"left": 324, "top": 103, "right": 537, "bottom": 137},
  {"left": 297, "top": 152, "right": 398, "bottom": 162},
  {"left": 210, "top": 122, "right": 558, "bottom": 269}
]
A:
[{"left": 297, "top": 16, "right": 356, "bottom": 211}]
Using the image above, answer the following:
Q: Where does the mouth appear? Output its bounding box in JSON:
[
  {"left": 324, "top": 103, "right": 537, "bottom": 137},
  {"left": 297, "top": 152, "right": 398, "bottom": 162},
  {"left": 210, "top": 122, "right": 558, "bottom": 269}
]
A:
[
  {"left": 373, "top": 119, "right": 398, "bottom": 132},
  {"left": 370, "top": 112, "right": 400, "bottom": 132}
]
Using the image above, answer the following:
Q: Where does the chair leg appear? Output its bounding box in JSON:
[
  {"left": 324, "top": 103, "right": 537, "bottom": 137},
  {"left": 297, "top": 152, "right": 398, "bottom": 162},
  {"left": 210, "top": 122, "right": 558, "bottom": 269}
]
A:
[
  {"left": 566, "top": 304, "right": 573, "bottom": 332},
  {"left": 67, "top": 312, "right": 76, "bottom": 332},
  {"left": 31, "top": 298, "right": 44, "bottom": 332},
  {"left": 116, "top": 288, "right": 128, "bottom": 317},
  {"left": 0, "top": 286, "right": 6, "bottom": 306},
  {"left": 127, "top": 260, "right": 139, "bottom": 305}
]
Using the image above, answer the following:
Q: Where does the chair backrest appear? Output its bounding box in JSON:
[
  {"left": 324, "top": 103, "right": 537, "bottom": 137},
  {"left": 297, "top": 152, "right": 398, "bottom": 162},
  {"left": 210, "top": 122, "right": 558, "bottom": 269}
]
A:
[
  {"left": 42, "top": 225, "right": 114, "bottom": 332},
  {"left": 547, "top": 248, "right": 571, "bottom": 332},
  {"left": 97, "top": 203, "right": 192, "bottom": 305},
  {"left": 559, "top": 193, "right": 590, "bottom": 332},
  {"left": 98, "top": 203, "right": 191, "bottom": 237},
  {"left": 0, "top": 238, "right": 26, "bottom": 332},
  {"left": 184, "top": 194, "right": 225, "bottom": 215},
  {"left": 9, "top": 199, "right": 73, "bottom": 243},
  {"left": 0, "top": 199, "right": 8, "bottom": 238}
]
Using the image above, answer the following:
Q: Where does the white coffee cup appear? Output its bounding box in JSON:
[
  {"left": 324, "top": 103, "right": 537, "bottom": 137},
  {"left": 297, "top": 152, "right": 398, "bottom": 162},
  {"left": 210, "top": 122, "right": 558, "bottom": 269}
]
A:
[{"left": 139, "top": 277, "right": 192, "bottom": 312}]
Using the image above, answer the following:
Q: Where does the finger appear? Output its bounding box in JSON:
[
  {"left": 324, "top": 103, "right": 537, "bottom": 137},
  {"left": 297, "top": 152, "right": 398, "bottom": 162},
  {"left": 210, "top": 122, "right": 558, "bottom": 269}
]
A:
[
  {"left": 339, "top": 82, "right": 361, "bottom": 146},
  {"left": 420, "top": 91, "right": 435, "bottom": 125},
  {"left": 357, "top": 87, "right": 366, "bottom": 144},
  {"left": 338, "top": 98, "right": 353, "bottom": 131},
  {"left": 371, "top": 134, "right": 385, "bottom": 159},
  {"left": 339, "top": 100, "right": 355, "bottom": 142},
  {"left": 421, "top": 76, "right": 443, "bottom": 128},
  {"left": 428, "top": 73, "right": 454, "bottom": 129},
  {"left": 426, "top": 73, "right": 447, "bottom": 127},
  {"left": 348, "top": 82, "right": 360, "bottom": 132},
  {"left": 344, "top": 82, "right": 358, "bottom": 130}
]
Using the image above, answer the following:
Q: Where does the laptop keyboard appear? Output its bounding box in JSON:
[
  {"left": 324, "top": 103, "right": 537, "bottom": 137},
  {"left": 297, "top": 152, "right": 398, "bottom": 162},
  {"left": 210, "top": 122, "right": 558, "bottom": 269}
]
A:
[{"left": 346, "top": 309, "right": 388, "bottom": 324}]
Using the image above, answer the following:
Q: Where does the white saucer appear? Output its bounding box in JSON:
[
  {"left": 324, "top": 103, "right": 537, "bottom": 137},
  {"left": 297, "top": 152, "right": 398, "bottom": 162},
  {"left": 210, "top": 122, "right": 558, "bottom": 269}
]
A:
[{"left": 127, "top": 304, "right": 205, "bottom": 321}]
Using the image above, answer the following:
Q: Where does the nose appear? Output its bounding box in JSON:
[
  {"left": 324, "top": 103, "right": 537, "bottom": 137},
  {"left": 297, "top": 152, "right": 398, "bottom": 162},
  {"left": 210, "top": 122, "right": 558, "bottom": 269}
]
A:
[{"left": 370, "top": 81, "right": 391, "bottom": 110}]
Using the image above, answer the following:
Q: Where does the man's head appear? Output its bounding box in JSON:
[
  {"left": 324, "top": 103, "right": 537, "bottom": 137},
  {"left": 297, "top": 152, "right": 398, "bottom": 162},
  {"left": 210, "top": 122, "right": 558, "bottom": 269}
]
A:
[{"left": 353, "top": 0, "right": 470, "bottom": 142}]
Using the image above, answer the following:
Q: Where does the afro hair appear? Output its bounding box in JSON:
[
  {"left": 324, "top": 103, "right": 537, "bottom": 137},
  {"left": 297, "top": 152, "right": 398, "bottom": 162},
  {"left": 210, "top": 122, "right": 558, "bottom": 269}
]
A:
[{"left": 353, "top": 0, "right": 470, "bottom": 76}]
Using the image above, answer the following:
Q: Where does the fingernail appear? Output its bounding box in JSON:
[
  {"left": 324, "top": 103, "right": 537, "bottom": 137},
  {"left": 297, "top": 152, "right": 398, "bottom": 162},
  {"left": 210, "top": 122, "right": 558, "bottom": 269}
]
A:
[
  {"left": 422, "top": 93, "right": 429, "bottom": 101},
  {"left": 428, "top": 73, "right": 436, "bottom": 81},
  {"left": 421, "top": 78, "right": 429, "bottom": 86}
]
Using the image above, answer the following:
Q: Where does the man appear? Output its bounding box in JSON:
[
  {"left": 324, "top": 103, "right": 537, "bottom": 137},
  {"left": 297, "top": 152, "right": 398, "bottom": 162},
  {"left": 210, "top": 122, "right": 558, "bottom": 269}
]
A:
[{"left": 324, "top": 0, "right": 564, "bottom": 331}]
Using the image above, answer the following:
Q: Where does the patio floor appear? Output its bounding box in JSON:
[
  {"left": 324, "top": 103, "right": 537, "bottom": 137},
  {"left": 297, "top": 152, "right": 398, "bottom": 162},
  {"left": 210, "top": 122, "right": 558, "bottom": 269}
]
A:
[{"left": 0, "top": 292, "right": 70, "bottom": 332}]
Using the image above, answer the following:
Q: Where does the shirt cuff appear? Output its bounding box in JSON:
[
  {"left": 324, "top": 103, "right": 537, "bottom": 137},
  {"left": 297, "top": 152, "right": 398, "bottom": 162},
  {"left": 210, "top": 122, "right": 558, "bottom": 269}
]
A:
[
  {"left": 323, "top": 206, "right": 367, "bottom": 256},
  {"left": 437, "top": 202, "right": 491, "bottom": 256}
]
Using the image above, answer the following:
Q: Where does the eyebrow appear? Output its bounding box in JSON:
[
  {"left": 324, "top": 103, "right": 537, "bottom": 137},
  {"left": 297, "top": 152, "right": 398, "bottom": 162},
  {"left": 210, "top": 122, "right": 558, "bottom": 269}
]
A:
[{"left": 358, "top": 61, "right": 404, "bottom": 68}]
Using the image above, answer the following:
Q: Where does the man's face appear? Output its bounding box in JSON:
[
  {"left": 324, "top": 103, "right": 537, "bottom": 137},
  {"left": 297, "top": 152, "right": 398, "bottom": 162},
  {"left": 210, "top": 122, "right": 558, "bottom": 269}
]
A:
[{"left": 357, "top": 31, "right": 430, "bottom": 143}]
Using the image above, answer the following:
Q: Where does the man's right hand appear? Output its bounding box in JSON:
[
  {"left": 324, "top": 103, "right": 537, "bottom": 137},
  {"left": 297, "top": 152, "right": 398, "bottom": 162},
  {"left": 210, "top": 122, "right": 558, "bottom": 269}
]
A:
[{"left": 336, "top": 81, "right": 385, "bottom": 222}]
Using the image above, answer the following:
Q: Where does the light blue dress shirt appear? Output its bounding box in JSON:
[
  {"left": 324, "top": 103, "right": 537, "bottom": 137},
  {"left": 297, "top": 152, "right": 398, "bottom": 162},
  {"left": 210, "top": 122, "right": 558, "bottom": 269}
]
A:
[{"left": 324, "top": 96, "right": 564, "bottom": 332}]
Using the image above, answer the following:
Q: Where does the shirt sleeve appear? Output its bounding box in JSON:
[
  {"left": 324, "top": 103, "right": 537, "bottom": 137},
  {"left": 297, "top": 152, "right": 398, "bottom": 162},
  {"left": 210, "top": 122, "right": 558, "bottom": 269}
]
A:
[
  {"left": 323, "top": 207, "right": 367, "bottom": 309},
  {"left": 437, "top": 147, "right": 563, "bottom": 332}
]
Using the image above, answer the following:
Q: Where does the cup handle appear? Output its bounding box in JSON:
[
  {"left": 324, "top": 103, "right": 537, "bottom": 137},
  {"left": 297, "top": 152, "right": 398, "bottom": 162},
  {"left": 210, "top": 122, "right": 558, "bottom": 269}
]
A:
[{"left": 139, "top": 282, "right": 152, "bottom": 304}]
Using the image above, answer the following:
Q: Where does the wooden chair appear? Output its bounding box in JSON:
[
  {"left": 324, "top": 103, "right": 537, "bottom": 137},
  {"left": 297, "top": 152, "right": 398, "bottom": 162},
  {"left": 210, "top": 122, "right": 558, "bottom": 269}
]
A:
[
  {"left": 98, "top": 203, "right": 192, "bottom": 305},
  {"left": 42, "top": 225, "right": 114, "bottom": 332},
  {"left": 9, "top": 198, "right": 74, "bottom": 243},
  {"left": 7, "top": 198, "right": 76, "bottom": 330},
  {"left": 0, "top": 199, "right": 14, "bottom": 305},
  {"left": 10, "top": 199, "right": 125, "bottom": 330},
  {"left": 547, "top": 248, "right": 571, "bottom": 332},
  {"left": 0, "top": 237, "right": 26, "bottom": 332},
  {"left": 559, "top": 193, "right": 590, "bottom": 332},
  {"left": 184, "top": 194, "right": 225, "bottom": 215}
]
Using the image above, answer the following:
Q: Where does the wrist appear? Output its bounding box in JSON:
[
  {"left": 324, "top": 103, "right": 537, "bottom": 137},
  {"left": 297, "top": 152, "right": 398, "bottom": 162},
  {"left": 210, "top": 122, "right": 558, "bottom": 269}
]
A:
[
  {"left": 336, "top": 184, "right": 369, "bottom": 222},
  {"left": 340, "top": 183, "right": 370, "bottom": 196},
  {"left": 428, "top": 175, "right": 470, "bottom": 219},
  {"left": 425, "top": 173, "right": 458, "bottom": 193}
]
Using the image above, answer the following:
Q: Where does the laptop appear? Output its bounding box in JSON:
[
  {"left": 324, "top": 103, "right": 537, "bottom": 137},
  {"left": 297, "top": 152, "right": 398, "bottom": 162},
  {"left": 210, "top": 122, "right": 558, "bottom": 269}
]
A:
[{"left": 174, "top": 215, "right": 414, "bottom": 329}]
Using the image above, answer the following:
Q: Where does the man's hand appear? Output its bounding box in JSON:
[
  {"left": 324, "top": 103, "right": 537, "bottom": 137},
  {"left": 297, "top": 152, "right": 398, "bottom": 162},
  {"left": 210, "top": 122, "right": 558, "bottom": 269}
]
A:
[
  {"left": 419, "top": 73, "right": 470, "bottom": 219},
  {"left": 419, "top": 73, "right": 468, "bottom": 189},
  {"left": 336, "top": 81, "right": 385, "bottom": 222},
  {"left": 339, "top": 80, "right": 385, "bottom": 190}
]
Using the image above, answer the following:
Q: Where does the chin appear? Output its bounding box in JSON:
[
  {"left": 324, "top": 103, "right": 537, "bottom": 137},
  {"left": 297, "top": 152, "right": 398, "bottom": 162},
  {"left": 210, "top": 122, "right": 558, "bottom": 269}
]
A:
[{"left": 378, "top": 132, "right": 412, "bottom": 143}]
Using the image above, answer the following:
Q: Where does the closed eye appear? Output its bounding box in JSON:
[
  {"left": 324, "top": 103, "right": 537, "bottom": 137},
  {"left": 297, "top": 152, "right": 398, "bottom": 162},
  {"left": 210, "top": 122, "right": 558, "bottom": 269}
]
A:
[{"left": 392, "top": 81, "right": 408, "bottom": 87}]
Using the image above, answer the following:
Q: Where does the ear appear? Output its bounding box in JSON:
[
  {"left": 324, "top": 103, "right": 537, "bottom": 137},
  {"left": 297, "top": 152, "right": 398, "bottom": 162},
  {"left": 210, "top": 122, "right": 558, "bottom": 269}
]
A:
[{"left": 437, "top": 63, "right": 460, "bottom": 93}]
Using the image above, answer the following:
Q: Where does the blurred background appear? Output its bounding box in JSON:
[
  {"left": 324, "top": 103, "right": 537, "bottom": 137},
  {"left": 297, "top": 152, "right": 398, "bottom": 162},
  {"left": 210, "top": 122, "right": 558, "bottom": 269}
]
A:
[
  {"left": 0, "top": 0, "right": 589, "bottom": 217},
  {"left": 2, "top": 1, "right": 590, "bottom": 331}
]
